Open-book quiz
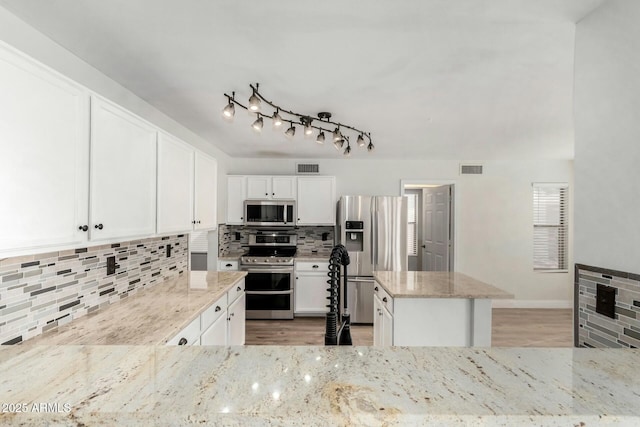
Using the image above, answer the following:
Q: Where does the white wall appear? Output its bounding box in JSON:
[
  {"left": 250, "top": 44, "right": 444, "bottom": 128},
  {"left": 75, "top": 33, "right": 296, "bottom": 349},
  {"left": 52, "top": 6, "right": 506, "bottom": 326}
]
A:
[
  {"left": 574, "top": 0, "right": 640, "bottom": 274},
  {"left": 229, "top": 157, "right": 574, "bottom": 305},
  {"left": 0, "top": 8, "right": 231, "bottom": 269}
]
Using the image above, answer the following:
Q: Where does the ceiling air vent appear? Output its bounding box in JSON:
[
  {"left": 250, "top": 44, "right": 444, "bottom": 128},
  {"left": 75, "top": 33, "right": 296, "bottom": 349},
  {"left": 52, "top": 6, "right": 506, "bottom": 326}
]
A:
[
  {"left": 460, "top": 164, "right": 483, "bottom": 175},
  {"left": 296, "top": 163, "right": 320, "bottom": 174}
]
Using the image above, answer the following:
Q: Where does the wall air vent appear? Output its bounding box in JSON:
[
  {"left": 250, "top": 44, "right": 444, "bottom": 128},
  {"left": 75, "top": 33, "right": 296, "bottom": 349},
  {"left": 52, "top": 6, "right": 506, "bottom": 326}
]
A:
[
  {"left": 460, "top": 164, "right": 483, "bottom": 175},
  {"left": 296, "top": 163, "right": 320, "bottom": 174}
]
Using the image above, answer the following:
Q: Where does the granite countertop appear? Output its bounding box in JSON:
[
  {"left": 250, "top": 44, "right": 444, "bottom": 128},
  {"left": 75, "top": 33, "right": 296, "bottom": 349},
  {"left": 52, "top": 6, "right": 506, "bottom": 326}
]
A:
[
  {"left": 218, "top": 252, "right": 245, "bottom": 261},
  {"left": 373, "top": 271, "right": 513, "bottom": 299},
  {"left": 21, "top": 271, "right": 247, "bottom": 345},
  {"left": 0, "top": 345, "right": 638, "bottom": 425},
  {"left": 295, "top": 252, "right": 331, "bottom": 262}
]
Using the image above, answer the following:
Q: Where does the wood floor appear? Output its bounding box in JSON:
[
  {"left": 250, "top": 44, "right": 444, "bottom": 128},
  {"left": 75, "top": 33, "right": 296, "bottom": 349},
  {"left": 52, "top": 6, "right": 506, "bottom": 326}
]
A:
[{"left": 245, "top": 309, "right": 573, "bottom": 347}]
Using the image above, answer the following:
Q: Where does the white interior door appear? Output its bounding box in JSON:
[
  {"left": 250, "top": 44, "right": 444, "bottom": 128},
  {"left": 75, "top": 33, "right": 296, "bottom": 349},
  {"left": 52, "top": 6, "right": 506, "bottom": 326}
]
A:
[{"left": 421, "top": 186, "right": 451, "bottom": 271}]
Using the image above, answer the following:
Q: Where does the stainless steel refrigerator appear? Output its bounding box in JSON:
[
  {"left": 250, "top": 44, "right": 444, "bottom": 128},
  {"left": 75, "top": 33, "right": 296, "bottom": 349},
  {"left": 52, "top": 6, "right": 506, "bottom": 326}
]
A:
[{"left": 337, "top": 196, "right": 408, "bottom": 323}]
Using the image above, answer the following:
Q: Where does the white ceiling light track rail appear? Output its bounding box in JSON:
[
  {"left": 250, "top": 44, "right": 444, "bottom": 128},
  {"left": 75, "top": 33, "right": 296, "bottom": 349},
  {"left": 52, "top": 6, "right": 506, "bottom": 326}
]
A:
[{"left": 223, "top": 83, "right": 374, "bottom": 156}]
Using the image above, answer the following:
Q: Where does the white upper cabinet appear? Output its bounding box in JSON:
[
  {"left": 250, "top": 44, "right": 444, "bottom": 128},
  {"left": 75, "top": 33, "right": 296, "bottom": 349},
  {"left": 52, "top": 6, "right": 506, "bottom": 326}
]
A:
[
  {"left": 90, "top": 96, "right": 157, "bottom": 241},
  {"left": 157, "top": 132, "right": 194, "bottom": 234},
  {"left": 296, "top": 176, "right": 336, "bottom": 225},
  {"left": 246, "top": 176, "right": 296, "bottom": 199},
  {"left": 194, "top": 152, "right": 217, "bottom": 230},
  {"left": 226, "top": 176, "right": 247, "bottom": 224},
  {"left": 0, "top": 44, "right": 89, "bottom": 254}
]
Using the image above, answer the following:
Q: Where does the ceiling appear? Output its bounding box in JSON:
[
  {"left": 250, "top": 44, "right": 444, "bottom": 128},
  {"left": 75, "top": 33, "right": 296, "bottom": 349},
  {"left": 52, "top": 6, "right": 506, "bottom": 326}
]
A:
[{"left": 0, "top": 0, "right": 607, "bottom": 160}]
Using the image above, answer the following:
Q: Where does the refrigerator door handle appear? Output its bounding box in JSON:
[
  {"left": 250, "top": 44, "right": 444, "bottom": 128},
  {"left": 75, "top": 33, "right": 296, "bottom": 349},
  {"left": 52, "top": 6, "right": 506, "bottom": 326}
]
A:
[
  {"left": 352, "top": 277, "right": 376, "bottom": 282},
  {"left": 371, "top": 199, "right": 377, "bottom": 269}
]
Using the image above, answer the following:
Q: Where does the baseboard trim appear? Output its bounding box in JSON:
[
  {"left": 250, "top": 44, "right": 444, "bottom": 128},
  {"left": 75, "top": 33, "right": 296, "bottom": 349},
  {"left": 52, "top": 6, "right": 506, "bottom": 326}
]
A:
[{"left": 492, "top": 300, "right": 572, "bottom": 309}]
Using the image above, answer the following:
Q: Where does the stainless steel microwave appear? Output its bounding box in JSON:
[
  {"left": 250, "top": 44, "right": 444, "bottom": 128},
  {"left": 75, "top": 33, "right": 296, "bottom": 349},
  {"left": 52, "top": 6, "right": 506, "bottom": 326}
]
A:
[{"left": 243, "top": 200, "right": 296, "bottom": 227}]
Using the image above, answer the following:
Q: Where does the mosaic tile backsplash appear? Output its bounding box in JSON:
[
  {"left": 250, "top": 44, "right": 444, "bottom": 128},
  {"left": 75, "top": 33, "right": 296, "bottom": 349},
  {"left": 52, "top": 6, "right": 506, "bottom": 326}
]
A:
[
  {"left": 575, "top": 263, "right": 640, "bottom": 348},
  {"left": 219, "top": 225, "right": 334, "bottom": 255},
  {"left": 0, "top": 234, "right": 188, "bottom": 345}
]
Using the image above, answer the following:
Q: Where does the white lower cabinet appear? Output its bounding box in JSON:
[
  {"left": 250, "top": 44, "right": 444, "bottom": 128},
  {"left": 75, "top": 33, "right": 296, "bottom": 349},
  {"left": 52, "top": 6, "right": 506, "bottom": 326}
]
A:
[
  {"left": 228, "top": 293, "right": 246, "bottom": 345},
  {"left": 373, "top": 288, "right": 394, "bottom": 347},
  {"left": 217, "top": 260, "right": 238, "bottom": 271},
  {"left": 168, "top": 279, "right": 245, "bottom": 346},
  {"left": 295, "top": 261, "right": 329, "bottom": 316}
]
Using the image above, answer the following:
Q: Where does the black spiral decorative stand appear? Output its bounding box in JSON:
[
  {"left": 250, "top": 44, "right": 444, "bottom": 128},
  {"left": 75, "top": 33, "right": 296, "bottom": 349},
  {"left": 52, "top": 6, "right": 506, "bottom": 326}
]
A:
[{"left": 324, "top": 244, "right": 352, "bottom": 346}]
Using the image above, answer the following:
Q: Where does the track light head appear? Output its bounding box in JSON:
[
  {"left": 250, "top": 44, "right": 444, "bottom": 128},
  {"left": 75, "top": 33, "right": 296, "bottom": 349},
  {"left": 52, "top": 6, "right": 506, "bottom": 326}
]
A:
[
  {"left": 222, "top": 101, "right": 235, "bottom": 119},
  {"left": 272, "top": 111, "right": 283, "bottom": 127},
  {"left": 332, "top": 127, "right": 342, "bottom": 142},
  {"left": 333, "top": 138, "right": 344, "bottom": 151},
  {"left": 284, "top": 124, "right": 296, "bottom": 138},
  {"left": 343, "top": 145, "right": 352, "bottom": 157},
  {"left": 357, "top": 134, "right": 365, "bottom": 147},
  {"left": 248, "top": 92, "right": 261, "bottom": 112},
  {"left": 252, "top": 115, "right": 263, "bottom": 132},
  {"left": 367, "top": 142, "right": 374, "bottom": 152},
  {"left": 316, "top": 131, "right": 325, "bottom": 144}
]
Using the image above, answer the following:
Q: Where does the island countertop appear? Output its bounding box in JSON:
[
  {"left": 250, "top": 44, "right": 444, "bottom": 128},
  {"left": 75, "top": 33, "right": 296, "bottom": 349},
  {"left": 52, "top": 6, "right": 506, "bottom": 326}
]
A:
[
  {"left": 0, "top": 345, "right": 638, "bottom": 425},
  {"left": 21, "top": 271, "right": 246, "bottom": 346},
  {"left": 373, "top": 271, "right": 513, "bottom": 299}
]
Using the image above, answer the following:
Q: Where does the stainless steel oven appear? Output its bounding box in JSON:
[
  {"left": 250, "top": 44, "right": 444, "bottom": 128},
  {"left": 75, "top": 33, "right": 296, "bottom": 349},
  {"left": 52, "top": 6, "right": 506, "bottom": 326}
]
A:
[
  {"left": 241, "top": 232, "right": 297, "bottom": 320},
  {"left": 243, "top": 266, "right": 294, "bottom": 319}
]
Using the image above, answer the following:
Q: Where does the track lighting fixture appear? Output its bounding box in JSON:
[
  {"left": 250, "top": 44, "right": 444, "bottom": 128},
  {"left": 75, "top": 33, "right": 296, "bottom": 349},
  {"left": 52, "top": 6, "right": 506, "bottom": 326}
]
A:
[
  {"left": 223, "top": 83, "right": 374, "bottom": 157},
  {"left": 272, "top": 110, "right": 283, "bottom": 127},
  {"left": 252, "top": 115, "right": 263, "bottom": 132},
  {"left": 284, "top": 123, "right": 296, "bottom": 138}
]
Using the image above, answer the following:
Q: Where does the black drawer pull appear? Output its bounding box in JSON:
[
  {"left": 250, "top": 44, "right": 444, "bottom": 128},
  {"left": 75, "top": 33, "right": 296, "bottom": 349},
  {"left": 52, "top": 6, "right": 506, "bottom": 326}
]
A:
[
  {"left": 312, "top": 265, "right": 319, "bottom": 269},
  {"left": 374, "top": 286, "right": 378, "bottom": 291},
  {"left": 382, "top": 297, "right": 388, "bottom": 303},
  {"left": 225, "top": 263, "right": 232, "bottom": 267},
  {"left": 215, "top": 306, "right": 221, "bottom": 312},
  {"left": 237, "top": 286, "right": 242, "bottom": 291},
  {"left": 178, "top": 338, "right": 187, "bottom": 346}
]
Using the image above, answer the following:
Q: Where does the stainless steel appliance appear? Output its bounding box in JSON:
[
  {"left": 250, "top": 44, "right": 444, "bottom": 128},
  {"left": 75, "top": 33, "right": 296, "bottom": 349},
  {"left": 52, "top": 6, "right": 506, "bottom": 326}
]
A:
[
  {"left": 243, "top": 200, "right": 296, "bottom": 227},
  {"left": 240, "top": 232, "right": 297, "bottom": 319},
  {"left": 337, "top": 196, "right": 408, "bottom": 323}
]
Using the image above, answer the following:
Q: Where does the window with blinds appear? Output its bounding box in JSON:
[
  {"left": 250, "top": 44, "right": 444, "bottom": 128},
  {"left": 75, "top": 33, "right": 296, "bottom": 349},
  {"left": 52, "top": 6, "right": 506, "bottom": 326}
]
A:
[
  {"left": 533, "top": 184, "right": 568, "bottom": 271},
  {"left": 406, "top": 193, "right": 418, "bottom": 256}
]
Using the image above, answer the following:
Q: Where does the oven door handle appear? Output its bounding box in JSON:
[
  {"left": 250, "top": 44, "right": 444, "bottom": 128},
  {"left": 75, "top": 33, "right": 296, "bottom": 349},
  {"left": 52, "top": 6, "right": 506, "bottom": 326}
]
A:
[
  {"left": 243, "top": 268, "right": 294, "bottom": 274},
  {"left": 245, "top": 290, "right": 293, "bottom": 295}
]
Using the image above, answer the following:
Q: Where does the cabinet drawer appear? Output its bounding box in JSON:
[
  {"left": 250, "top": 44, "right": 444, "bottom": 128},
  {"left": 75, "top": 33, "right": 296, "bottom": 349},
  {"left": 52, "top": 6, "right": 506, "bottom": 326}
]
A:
[
  {"left": 166, "top": 316, "right": 200, "bottom": 346},
  {"left": 218, "top": 260, "right": 239, "bottom": 271},
  {"left": 374, "top": 282, "right": 393, "bottom": 315},
  {"left": 227, "top": 279, "right": 245, "bottom": 305},
  {"left": 201, "top": 293, "right": 227, "bottom": 331},
  {"left": 296, "top": 261, "right": 329, "bottom": 272}
]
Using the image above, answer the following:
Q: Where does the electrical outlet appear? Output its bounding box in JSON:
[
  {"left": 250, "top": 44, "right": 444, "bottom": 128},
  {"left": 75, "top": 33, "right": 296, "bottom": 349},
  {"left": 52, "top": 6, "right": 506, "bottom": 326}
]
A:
[
  {"left": 166, "top": 244, "right": 172, "bottom": 258},
  {"left": 235, "top": 232, "right": 241, "bottom": 241},
  {"left": 106, "top": 256, "right": 116, "bottom": 275}
]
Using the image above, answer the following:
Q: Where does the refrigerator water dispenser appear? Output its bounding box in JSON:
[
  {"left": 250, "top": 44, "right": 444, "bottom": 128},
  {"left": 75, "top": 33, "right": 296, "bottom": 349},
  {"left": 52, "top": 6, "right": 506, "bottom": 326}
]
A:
[{"left": 344, "top": 221, "right": 364, "bottom": 252}]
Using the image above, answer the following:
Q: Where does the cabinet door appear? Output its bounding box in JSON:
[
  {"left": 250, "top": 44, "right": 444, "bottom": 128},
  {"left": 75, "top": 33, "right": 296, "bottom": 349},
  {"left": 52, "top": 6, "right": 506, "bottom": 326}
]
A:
[
  {"left": 194, "top": 152, "right": 217, "bottom": 230},
  {"left": 0, "top": 45, "right": 89, "bottom": 254},
  {"left": 296, "top": 177, "right": 336, "bottom": 225},
  {"left": 295, "top": 273, "right": 329, "bottom": 314},
  {"left": 228, "top": 292, "right": 245, "bottom": 345},
  {"left": 246, "top": 176, "right": 271, "bottom": 199},
  {"left": 90, "top": 96, "right": 157, "bottom": 241},
  {"left": 157, "top": 133, "right": 194, "bottom": 234},
  {"left": 381, "top": 304, "right": 393, "bottom": 346},
  {"left": 201, "top": 313, "right": 228, "bottom": 346},
  {"left": 272, "top": 177, "right": 297, "bottom": 199},
  {"left": 373, "top": 295, "right": 382, "bottom": 346},
  {"left": 226, "top": 176, "right": 246, "bottom": 224}
]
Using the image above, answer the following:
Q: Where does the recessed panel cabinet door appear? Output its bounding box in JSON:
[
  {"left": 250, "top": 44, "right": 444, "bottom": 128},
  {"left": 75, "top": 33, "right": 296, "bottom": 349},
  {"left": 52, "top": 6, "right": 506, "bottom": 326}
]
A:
[
  {"left": 90, "top": 96, "right": 157, "bottom": 241},
  {"left": 0, "top": 45, "right": 89, "bottom": 254},
  {"left": 228, "top": 293, "right": 246, "bottom": 345},
  {"left": 226, "top": 176, "right": 246, "bottom": 224},
  {"left": 194, "top": 152, "right": 217, "bottom": 230},
  {"left": 157, "top": 133, "right": 194, "bottom": 234},
  {"left": 201, "top": 312, "right": 228, "bottom": 346},
  {"left": 296, "top": 177, "right": 336, "bottom": 225}
]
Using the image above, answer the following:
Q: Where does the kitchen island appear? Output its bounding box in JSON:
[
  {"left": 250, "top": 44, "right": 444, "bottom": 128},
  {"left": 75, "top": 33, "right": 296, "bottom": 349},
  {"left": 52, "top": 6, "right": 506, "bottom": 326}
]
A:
[
  {"left": 373, "top": 271, "right": 513, "bottom": 346},
  {"left": 1, "top": 345, "right": 638, "bottom": 425}
]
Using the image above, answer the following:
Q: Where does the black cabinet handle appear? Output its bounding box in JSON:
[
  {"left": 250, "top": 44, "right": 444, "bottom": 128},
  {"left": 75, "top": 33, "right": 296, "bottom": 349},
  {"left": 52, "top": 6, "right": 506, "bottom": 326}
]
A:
[
  {"left": 225, "top": 263, "right": 232, "bottom": 267},
  {"left": 178, "top": 338, "right": 187, "bottom": 346},
  {"left": 192, "top": 220, "right": 196, "bottom": 224},
  {"left": 382, "top": 297, "right": 388, "bottom": 303},
  {"left": 374, "top": 286, "right": 378, "bottom": 291},
  {"left": 312, "top": 265, "right": 319, "bottom": 269},
  {"left": 230, "top": 312, "right": 235, "bottom": 317},
  {"left": 237, "top": 286, "right": 242, "bottom": 291},
  {"left": 94, "top": 224, "right": 103, "bottom": 230},
  {"left": 78, "top": 225, "right": 88, "bottom": 232},
  {"left": 265, "top": 192, "right": 268, "bottom": 196},
  {"left": 215, "top": 306, "right": 221, "bottom": 312},
  {"left": 240, "top": 216, "right": 243, "bottom": 220},
  {"left": 272, "top": 192, "right": 275, "bottom": 196}
]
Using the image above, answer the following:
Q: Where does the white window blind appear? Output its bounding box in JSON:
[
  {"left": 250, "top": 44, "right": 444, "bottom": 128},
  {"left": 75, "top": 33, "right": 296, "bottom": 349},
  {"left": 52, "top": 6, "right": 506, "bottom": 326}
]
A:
[
  {"left": 533, "top": 184, "right": 568, "bottom": 271},
  {"left": 407, "top": 193, "right": 418, "bottom": 256}
]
